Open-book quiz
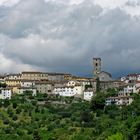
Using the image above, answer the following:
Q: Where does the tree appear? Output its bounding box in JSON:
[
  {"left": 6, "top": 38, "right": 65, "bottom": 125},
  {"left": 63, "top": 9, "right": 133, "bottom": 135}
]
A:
[
  {"left": 96, "top": 77, "right": 100, "bottom": 92},
  {"left": 3, "top": 119, "right": 10, "bottom": 125},
  {"left": 16, "top": 108, "right": 22, "bottom": 114},
  {"left": 13, "top": 102, "right": 17, "bottom": 109},
  {"left": 3, "top": 99, "right": 10, "bottom": 108},
  {"left": 12, "top": 115, "right": 18, "bottom": 121},
  {"left": 33, "top": 130, "right": 41, "bottom": 140},
  {"left": 131, "top": 120, "right": 140, "bottom": 139},
  {"left": 80, "top": 110, "right": 92, "bottom": 123},
  {"left": 106, "top": 133, "right": 124, "bottom": 140},
  {"left": 90, "top": 92, "right": 106, "bottom": 111}
]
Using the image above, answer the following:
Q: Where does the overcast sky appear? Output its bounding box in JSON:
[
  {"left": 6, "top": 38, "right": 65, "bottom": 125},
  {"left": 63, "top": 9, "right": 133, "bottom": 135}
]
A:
[{"left": 0, "top": 0, "right": 140, "bottom": 77}]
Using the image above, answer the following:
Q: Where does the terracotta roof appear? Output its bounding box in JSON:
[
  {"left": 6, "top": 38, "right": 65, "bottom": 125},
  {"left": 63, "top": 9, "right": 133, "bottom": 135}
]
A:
[
  {"left": 7, "top": 74, "right": 21, "bottom": 76},
  {"left": 47, "top": 72, "right": 71, "bottom": 76},
  {"left": 5, "top": 79, "right": 21, "bottom": 81},
  {"left": 22, "top": 71, "right": 42, "bottom": 74},
  {"left": 18, "top": 87, "right": 36, "bottom": 90},
  {"left": 21, "top": 79, "right": 39, "bottom": 82},
  {"left": 35, "top": 81, "right": 52, "bottom": 84},
  {"left": 127, "top": 74, "right": 139, "bottom": 77},
  {"left": 107, "top": 96, "right": 134, "bottom": 100}
]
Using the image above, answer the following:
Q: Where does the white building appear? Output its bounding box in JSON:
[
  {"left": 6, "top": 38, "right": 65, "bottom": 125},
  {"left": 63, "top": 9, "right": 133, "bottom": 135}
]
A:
[
  {"left": 106, "top": 90, "right": 134, "bottom": 106},
  {"left": 137, "top": 75, "right": 140, "bottom": 81},
  {"left": 106, "top": 96, "right": 133, "bottom": 106},
  {"left": 127, "top": 74, "right": 138, "bottom": 81},
  {"left": 67, "top": 80, "right": 77, "bottom": 87},
  {"left": 83, "top": 89, "right": 94, "bottom": 101},
  {"left": 53, "top": 84, "right": 83, "bottom": 97},
  {"left": 20, "top": 80, "right": 35, "bottom": 88},
  {"left": 5, "top": 74, "right": 21, "bottom": 80},
  {"left": 0, "top": 88, "right": 12, "bottom": 99}
]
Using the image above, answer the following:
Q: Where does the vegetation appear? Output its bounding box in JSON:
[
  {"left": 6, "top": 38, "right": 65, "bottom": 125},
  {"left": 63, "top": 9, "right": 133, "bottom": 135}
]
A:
[{"left": 0, "top": 91, "right": 140, "bottom": 140}]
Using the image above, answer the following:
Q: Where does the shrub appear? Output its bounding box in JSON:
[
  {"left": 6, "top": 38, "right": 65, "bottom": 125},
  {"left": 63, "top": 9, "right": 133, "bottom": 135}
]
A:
[
  {"left": 16, "top": 108, "right": 22, "bottom": 114},
  {"left": 3, "top": 119, "right": 10, "bottom": 125},
  {"left": 12, "top": 115, "right": 18, "bottom": 121},
  {"left": 13, "top": 102, "right": 17, "bottom": 109}
]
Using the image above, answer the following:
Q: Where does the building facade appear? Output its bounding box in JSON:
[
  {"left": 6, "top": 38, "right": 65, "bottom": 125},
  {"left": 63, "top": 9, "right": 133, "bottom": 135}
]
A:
[{"left": 0, "top": 88, "right": 12, "bottom": 99}]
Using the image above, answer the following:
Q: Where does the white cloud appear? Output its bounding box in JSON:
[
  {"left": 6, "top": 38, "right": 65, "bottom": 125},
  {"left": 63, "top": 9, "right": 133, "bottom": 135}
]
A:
[{"left": 0, "top": 0, "right": 20, "bottom": 7}]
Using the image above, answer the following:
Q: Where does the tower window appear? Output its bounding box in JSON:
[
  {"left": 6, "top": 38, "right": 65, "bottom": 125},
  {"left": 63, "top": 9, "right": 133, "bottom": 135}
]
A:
[{"left": 95, "top": 63, "right": 98, "bottom": 66}]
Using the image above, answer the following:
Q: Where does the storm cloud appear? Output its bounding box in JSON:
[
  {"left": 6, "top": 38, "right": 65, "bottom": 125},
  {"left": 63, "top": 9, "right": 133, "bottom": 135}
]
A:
[{"left": 0, "top": 0, "right": 140, "bottom": 77}]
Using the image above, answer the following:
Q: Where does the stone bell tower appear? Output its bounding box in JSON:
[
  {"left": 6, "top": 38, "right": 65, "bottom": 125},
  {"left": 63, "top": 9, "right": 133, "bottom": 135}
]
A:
[{"left": 93, "top": 58, "right": 101, "bottom": 78}]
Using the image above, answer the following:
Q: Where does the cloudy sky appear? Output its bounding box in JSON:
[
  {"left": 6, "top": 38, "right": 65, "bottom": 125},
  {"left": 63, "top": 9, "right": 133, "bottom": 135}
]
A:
[{"left": 0, "top": 0, "right": 140, "bottom": 77}]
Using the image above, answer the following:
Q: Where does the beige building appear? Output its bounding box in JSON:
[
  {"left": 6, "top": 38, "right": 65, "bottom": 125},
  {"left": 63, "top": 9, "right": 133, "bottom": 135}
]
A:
[
  {"left": 47, "top": 73, "right": 72, "bottom": 81},
  {"left": 100, "top": 80, "right": 122, "bottom": 90},
  {"left": 21, "top": 71, "right": 48, "bottom": 81},
  {"left": 35, "top": 81, "right": 53, "bottom": 94},
  {"left": 17, "top": 87, "right": 37, "bottom": 96},
  {"left": 5, "top": 74, "right": 21, "bottom": 80},
  {"left": 5, "top": 79, "right": 21, "bottom": 87}
]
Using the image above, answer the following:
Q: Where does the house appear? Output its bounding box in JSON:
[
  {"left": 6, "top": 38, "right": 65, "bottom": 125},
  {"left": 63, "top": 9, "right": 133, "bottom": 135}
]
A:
[
  {"left": 127, "top": 74, "right": 138, "bottom": 81},
  {"left": 20, "top": 79, "right": 35, "bottom": 88},
  {"left": 106, "top": 96, "right": 133, "bottom": 106},
  {"left": 17, "top": 87, "right": 37, "bottom": 96},
  {"left": 5, "top": 79, "right": 21, "bottom": 87},
  {"left": 72, "top": 77, "right": 97, "bottom": 92},
  {"left": 21, "top": 71, "right": 48, "bottom": 81},
  {"left": 123, "top": 84, "right": 137, "bottom": 94},
  {"left": 0, "top": 75, "right": 6, "bottom": 83},
  {"left": 35, "top": 81, "right": 53, "bottom": 94},
  {"left": 83, "top": 89, "right": 95, "bottom": 101},
  {"left": 47, "top": 73, "right": 72, "bottom": 81},
  {"left": 53, "top": 84, "right": 83, "bottom": 97},
  {"left": 0, "top": 88, "right": 12, "bottom": 99},
  {"left": 100, "top": 80, "right": 122, "bottom": 90},
  {"left": 5, "top": 74, "right": 21, "bottom": 80},
  {"left": 106, "top": 90, "right": 134, "bottom": 106}
]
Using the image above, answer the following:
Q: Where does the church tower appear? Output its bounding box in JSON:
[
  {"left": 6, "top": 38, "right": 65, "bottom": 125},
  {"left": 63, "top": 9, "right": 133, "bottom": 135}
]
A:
[{"left": 93, "top": 58, "right": 101, "bottom": 78}]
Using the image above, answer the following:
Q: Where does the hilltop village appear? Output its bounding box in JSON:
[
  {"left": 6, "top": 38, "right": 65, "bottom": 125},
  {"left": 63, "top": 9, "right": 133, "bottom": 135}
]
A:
[{"left": 0, "top": 58, "right": 140, "bottom": 105}]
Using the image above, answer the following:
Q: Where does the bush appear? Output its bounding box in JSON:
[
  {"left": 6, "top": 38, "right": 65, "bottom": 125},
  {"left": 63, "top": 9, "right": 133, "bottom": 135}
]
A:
[
  {"left": 12, "top": 115, "right": 18, "bottom": 121},
  {"left": 16, "top": 108, "right": 22, "bottom": 114},
  {"left": 3, "top": 119, "right": 10, "bottom": 125},
  {"left": 12, "top": 102, "right": 17, "bottom": 109},
  {"left": 17, "top": 129, "right": 25, "bottom": 136},
  {"left": 4, "top": 127, "right": 11, "bottom": 134},
  {"left": 3, "top": 99, "right": 10, "bottom": 108}
]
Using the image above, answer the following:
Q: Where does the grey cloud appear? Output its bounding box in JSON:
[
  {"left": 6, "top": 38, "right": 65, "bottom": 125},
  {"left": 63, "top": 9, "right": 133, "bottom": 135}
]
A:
[
  {"left": 0, "top": 0, "right": 140, "bottom": 77},
  {"left": 125, "top": 1, "right": 140, "bottom": 7}
]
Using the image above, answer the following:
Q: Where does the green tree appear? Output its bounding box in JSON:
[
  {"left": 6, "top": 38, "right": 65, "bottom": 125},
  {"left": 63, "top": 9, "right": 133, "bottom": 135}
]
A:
[
  {"left": 96, "top": 77, "right": 100, "bottom": 92},
  {"left": 106, "top": 133, "right": 124, "bottom": 140}
]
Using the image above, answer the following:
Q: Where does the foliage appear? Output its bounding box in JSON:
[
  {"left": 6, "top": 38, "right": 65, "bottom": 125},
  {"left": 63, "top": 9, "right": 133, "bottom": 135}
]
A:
[
  {"left": 0, "top": 92, "right": 140, "bottom": 140},
  {"left": 96, "top": 77, "right": 100, "bottom": 92}
]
